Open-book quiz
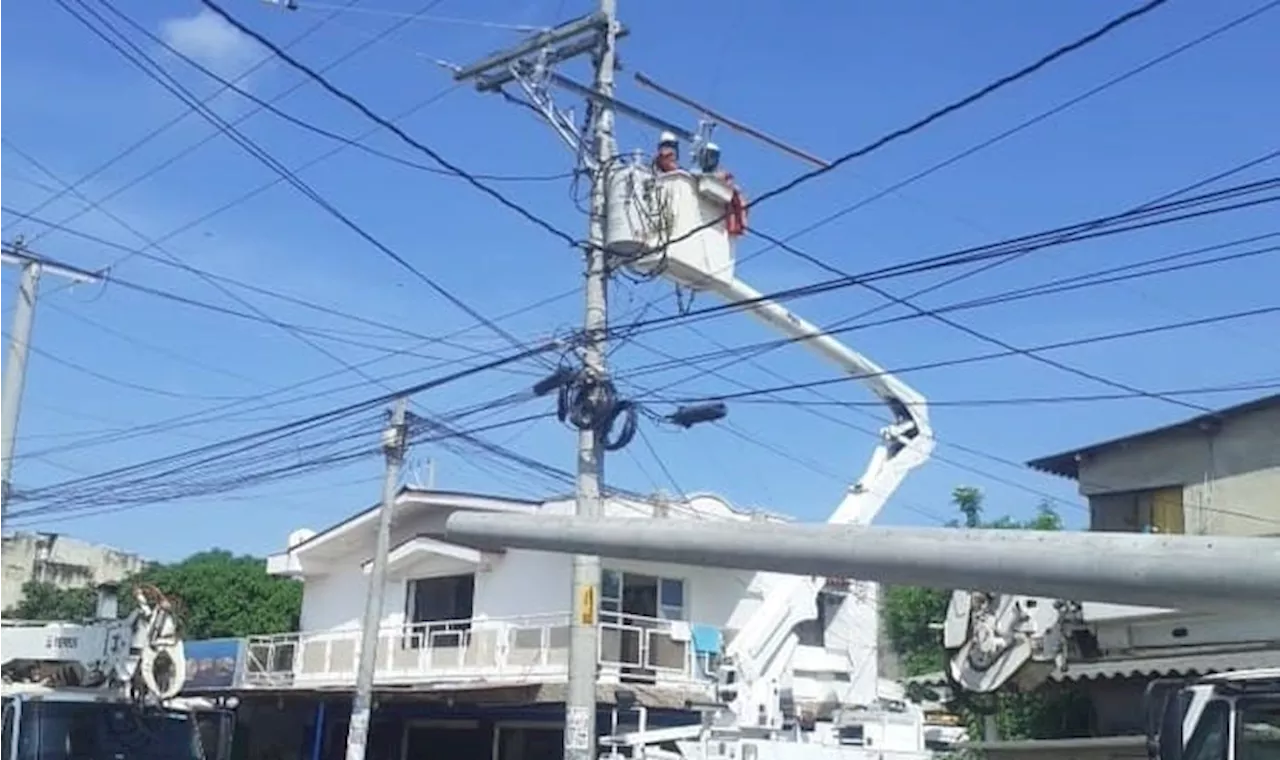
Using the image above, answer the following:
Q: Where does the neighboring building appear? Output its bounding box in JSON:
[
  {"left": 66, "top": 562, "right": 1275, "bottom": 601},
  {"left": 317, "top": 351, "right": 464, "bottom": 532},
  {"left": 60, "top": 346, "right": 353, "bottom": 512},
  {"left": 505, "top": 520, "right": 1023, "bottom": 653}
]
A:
[
  {"left": 228, "top": 487, "right": 898, "bottom": 760},
  {"left": 0, "top": 532, "right": 147, "bottom": 611},
  {"left": 1027, "top": 392, "right": 1280, "bottom": 537},
  {"left": 967, "top": 394, "right": 1280, "bottom": 759}
]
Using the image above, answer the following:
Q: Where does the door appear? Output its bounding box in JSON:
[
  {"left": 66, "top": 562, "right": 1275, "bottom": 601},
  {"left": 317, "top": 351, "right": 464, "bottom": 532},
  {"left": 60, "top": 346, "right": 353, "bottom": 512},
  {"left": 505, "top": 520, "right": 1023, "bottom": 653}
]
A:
[{"left": 1149, "top": 487, "right": 1185, "bottom": 534}]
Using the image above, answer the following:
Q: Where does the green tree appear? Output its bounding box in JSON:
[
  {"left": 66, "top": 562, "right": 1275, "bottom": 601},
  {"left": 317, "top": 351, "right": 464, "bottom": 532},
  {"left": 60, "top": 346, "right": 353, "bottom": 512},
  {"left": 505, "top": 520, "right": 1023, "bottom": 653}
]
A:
[
  {"left": 128, "top": 550, "right": 302, "bottom": 639},
  {"left": 4, "top": 581, "right": 97, "bottom": 620},
  {"left": 882, "top": 487, "right": 1089, "bottom": 740}
]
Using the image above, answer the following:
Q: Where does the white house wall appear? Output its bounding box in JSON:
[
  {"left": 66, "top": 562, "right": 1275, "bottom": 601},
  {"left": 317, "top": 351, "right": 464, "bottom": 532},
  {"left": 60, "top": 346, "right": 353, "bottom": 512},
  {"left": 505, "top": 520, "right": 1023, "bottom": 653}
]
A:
[{"left": 299, "top": 543, "right": 762, "bottom": 633}]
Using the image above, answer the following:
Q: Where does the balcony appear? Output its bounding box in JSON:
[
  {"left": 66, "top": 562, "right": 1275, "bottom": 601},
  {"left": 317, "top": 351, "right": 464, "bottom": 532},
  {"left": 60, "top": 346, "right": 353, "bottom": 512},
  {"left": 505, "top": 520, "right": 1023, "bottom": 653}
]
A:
[{"left": 241, "top": 612, "right": 712, "bottom": 691}]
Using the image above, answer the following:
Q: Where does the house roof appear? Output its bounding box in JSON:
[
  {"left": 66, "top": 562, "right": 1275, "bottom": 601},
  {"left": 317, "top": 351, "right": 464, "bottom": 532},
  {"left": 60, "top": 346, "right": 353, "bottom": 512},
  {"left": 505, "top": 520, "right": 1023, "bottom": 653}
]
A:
[
  {"left": 267, "top": 487, "right": 542, "bottom": 575},
  {"left": 1026, "top": 393, "right": 1280, "bottom": 480}
]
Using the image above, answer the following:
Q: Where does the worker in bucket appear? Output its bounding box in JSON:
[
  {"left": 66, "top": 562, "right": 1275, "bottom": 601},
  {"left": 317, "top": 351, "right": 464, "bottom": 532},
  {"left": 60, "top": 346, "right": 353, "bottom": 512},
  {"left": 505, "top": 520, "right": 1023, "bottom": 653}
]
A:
[
  {"left": 653, "top": 131, "right": 680, "bottom": 173},
  {"left": 697, "top": 141, "right": 748, "bottom": 237}
]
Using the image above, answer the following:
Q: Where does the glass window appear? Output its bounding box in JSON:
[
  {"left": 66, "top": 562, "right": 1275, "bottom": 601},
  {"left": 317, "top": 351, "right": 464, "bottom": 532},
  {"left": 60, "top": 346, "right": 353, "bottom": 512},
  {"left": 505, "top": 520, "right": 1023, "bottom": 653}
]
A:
[
  {"left": 659, "top": 578, "right": 685, "bottom": 620},
  {"left": 3, "top": 698, "right": 15, "bottom": 760},
  {"left": 1237, "top": 697, "right": 1280, "bottom": 760},
  {"left": 602, "top": 569, "right": 622, "bottom": 602},
  {"left": 18, "top": 702, "right": 203, "bottom": 760},
  {"left": 1183, "top": 699, "right": 1230, "bottom": 760}
]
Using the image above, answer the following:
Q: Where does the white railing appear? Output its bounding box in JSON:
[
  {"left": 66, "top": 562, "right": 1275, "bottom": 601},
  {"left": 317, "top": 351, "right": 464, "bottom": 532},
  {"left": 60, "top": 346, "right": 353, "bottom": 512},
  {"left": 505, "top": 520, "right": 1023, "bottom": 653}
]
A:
[{"left": 241, "top": 612, "right": 710, "bottom": 689}]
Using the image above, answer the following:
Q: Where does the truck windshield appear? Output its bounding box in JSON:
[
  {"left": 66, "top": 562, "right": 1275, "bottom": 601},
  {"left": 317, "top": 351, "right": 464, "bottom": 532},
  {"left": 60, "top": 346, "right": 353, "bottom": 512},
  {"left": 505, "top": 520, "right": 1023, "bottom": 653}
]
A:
[{"left": 16, "top": 701, "right": 203, "bottom": 760}]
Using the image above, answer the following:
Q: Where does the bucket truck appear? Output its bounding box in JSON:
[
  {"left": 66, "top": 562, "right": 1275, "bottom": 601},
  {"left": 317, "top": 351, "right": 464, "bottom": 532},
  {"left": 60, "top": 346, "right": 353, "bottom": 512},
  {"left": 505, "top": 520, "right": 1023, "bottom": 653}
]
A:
[
  {"left": 600, "top": 158, "right": 938, "bottom": 756},
  {"left": 1, "top": 584, "right": 235, "bottom": 760}
]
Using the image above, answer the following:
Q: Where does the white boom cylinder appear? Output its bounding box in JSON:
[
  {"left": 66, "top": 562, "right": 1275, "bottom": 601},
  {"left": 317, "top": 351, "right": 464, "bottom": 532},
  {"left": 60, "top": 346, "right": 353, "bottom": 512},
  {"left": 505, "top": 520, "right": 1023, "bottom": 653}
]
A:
[{"left": 443, "top": 513, "right": 1280, "bottom": 613}]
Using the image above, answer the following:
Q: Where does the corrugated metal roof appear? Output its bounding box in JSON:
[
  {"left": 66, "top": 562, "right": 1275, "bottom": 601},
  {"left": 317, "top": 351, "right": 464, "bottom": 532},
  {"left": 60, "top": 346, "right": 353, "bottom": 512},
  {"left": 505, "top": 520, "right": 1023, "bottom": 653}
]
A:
[
  {"left": 1050, "top": 648, "right": 1280, "bottom": 682},
  {"left": 1025, "top": 393, "right": 1280, "bottom": 480},
  {"left": 905, "top": 647, "right": 1280, "bottom": 687}
]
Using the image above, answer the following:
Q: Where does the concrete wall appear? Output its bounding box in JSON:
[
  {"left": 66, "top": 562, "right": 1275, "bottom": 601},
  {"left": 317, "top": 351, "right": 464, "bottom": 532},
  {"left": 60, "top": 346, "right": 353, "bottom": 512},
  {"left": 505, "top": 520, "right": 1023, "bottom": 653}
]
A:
[
  {"left": 1, "top": 532, "right": 147, "bottom": 610},
  {"left": 1079, "top": 402, "right": 1280, "bottom": 536},
  {"left": 293, "top": 498, "right": 761, "bottom": 635}
]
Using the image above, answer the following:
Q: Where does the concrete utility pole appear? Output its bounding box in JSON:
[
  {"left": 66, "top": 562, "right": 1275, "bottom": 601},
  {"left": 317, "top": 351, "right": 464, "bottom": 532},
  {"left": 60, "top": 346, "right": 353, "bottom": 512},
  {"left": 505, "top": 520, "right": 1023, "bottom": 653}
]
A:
[
  {"left": 451, "top": 5, "right": 628, "bottom": 757},
  {"left": 566, "top": 1, "right": 619, "bottom": 757},
  {"left": 344, "top": 397, "right": 408, "bottom": 760},
  {"left": 1, "top": 244, "right": 101, "bottom": 506}
]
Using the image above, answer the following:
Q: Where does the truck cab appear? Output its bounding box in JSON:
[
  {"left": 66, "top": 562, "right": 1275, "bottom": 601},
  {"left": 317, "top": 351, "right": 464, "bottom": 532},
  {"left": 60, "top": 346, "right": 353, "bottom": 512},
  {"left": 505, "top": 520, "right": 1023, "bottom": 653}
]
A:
[
  {"left": 1146, "top": 668, "right": 1280, "bottom": 760},
  {"left": 2, "top": 685, "right": 234, "bottom": 760}
]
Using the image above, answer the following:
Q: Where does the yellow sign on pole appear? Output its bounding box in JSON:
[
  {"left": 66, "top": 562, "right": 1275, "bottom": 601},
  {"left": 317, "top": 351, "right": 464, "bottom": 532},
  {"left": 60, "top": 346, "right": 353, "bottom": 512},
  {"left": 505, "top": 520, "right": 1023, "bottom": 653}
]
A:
[{"left": 578, "top": 584, "right": 596, "bottom": 626}]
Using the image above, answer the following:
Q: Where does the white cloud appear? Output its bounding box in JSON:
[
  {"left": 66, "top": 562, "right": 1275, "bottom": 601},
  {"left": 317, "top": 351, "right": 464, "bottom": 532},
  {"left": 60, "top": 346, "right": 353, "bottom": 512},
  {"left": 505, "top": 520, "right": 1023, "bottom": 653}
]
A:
[{"left": 159, "top": 8, "right": 263, "bottom": 82}]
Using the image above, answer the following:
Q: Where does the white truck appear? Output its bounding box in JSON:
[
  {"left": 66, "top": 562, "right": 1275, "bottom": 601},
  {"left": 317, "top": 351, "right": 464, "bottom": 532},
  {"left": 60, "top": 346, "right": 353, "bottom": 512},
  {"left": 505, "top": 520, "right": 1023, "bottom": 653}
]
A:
[{"left": 1, "top": 584, "right": 234, "bottom": 760}]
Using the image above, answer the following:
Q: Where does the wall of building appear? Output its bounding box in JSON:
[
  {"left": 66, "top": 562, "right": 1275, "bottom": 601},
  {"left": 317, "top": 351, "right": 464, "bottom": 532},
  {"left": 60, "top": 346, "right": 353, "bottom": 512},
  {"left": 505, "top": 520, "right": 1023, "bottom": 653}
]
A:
[
  {"left": 296, "top": 542, "right": 759, "bottom": 633},
  {"left": 292, "top": 498, "right": 762, "bottom": 634},
  {"left": 0, "top": 532, "right": 147, "bottom": 610},
  {"left": 1079, "top": 402, "right": 1280, "bottom": 536}
]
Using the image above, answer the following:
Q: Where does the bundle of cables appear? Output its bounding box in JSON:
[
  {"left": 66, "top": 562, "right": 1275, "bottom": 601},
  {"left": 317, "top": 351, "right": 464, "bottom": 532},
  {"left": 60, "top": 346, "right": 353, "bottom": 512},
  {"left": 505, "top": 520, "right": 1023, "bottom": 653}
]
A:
[{"left": 544, "top": 366, "right": 638, "bottom": 452}]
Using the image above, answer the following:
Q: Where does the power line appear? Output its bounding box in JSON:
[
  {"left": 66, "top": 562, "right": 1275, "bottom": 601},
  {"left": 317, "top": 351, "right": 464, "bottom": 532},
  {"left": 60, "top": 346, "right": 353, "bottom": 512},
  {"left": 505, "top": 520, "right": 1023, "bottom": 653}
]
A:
[
  {"left": 749, "top": 224, "right": 1218, "bottom": 412},
  {"left": 653, "top": 306, "right": 1280, "bottom": 403},
  {"left": 19, "top": 0, "right": 363, "bottom": 239},
  {"left": 692, "top": 382, "right": 1280, "bottom": 409},
  {"left": 611, "top": 177, "right": 1280, "bottom": 343},
  {"left": 62, "top": 0, "right": 542, "bottom": 364},
  {"left": 198, "top": 0, "right": 582, "bottom": 248},
  {"left": 98, "top": 0, "right": 573, "bottom": 187},
  {"left": 10, "top": 339, "right": 562, "bottom": 507},
  {"left": 649, "top": 0, "right": 1175, "bottom": 253},
  {"left": 53, "top": 0, "right": 581, "bottom": 507},
  {"left": 733, "top": 1, "right": 1280, "bottom": 268},
  {"left": 2, "top": 208, "right": 578, "bottom": 361}
]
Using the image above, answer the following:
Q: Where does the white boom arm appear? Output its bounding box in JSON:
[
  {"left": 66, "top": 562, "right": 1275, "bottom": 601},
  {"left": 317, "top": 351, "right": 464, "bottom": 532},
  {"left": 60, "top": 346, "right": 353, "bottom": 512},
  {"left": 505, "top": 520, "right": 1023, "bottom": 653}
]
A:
[
  {"left": 1, "top": 585, "right": 188, "bottom": 702},
  {"left": 697, "top": 276, "right": 935, "bottom": 727}
]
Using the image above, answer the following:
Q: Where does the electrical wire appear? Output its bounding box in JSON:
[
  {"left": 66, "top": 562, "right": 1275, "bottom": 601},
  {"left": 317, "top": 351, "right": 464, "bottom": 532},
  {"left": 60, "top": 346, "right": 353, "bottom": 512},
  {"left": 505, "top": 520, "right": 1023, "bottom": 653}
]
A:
[
  {"left": 732, "top": 1, "right": 1280, "bottom": 271},
  {"left": 63, "top": 0, "right": 544, "bottom": 366},
  {"left": 624, "top": 234, "right": 1279, "bottom": 375},
  {"left": 642, "top": 0, "right": 1175, "bottom": 254},
  {"left": 750, "top": 224, "right": 1219, "bottom": 412},
  {"left": 1, "top": 211, "right": 577, "bottom": 363},
  {"left": 609, "top": 177, "right": 1280, "bottom": 343},
  {"left": 97, "top": 0, "right": 575, "bottom": 188},
  {"left": 19, "top": 0, "right": 365, "bottom": 242},
  {"left": 198, "top": 0, "right": 582, "bottom": 249},
  {"left": 9, "top": 340, "right": 562, "bottom": 513},
  {"left": 649, "top": 306, "right": 1279, "bottom": 403},
  {"left": 674, "top": 382, "right": 1280, "bottom": 409},
  {"left": 52, "top": 0, "right": 581, "bottom": 504}
]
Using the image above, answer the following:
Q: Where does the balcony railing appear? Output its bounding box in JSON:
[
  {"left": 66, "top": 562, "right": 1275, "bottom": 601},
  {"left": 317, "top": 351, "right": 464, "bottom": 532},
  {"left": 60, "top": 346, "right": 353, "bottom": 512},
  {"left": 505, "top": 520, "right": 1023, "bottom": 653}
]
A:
[{"left": 241, "top": 612, "right": 711, "bottom": 690}]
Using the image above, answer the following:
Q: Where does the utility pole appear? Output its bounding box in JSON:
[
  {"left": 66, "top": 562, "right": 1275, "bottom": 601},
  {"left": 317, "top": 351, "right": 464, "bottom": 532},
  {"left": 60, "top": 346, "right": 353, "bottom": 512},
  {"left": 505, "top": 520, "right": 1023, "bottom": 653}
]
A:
[
  {"left": 566, "top": 1, "right": 618, "bottom": 757},
  {"left": 1, "top": 243, "right": 101, "bottom": 506},
  {"left": 451, "top": 4, "right": 626, "bottom": 757},
  {"left": 344, "top": 396, "right": 408, "bottom": 760}
]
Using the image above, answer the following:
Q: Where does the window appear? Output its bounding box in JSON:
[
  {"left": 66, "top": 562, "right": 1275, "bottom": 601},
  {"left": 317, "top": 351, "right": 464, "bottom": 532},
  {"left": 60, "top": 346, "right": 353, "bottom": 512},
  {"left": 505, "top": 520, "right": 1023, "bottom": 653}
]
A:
[
  {"left": 3, "top": 698, "right": 14, "bottom": 759},
  {"left": 1237, "top": 697, "right": 1280, "bottom": 760},
  {"left": 405, "top": 574, "right": 474, "bottom": 629},
  {"left": 16, "top": 702, "right": 204, "bottom": 760},
  {"left": 601, "top": 570, "right": 685, "bottom": 622},
  {"left": 1183, "top": 699, "right": 1230, "bottom": 760},
  {"left": 1090, "top": 486, "right": 1185, "bottom": 534}
]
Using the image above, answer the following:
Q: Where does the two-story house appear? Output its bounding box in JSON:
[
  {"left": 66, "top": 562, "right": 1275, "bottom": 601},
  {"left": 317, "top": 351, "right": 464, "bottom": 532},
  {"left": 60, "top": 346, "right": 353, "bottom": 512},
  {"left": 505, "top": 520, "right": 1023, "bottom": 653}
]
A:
[{"left": 227, "top": 487, "right": 893, "bottom": 760}]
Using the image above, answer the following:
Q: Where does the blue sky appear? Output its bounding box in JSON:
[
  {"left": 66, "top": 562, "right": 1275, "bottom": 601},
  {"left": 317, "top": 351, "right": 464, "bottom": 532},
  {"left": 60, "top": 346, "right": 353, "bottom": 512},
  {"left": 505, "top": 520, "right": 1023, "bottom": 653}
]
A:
[{"left": 3, "top": 0, "right": 1277, "bottom": 562}]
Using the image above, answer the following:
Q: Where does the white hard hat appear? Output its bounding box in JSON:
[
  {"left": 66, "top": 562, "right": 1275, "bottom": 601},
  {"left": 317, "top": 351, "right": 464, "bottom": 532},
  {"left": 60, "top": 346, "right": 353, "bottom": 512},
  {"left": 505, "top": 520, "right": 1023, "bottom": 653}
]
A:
[
  {"left": 659, "top": 131, "right": 678, "bottom": 146},
  {"left": 705, "top": 142, "right": 720, "bottom": 153}
]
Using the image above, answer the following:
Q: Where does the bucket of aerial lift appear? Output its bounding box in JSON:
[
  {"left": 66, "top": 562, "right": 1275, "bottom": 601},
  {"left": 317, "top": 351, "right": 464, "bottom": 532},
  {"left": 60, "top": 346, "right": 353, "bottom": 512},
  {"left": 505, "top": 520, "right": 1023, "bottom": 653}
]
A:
[{"left": 604, "top": 163, "right": 737, "bottom": 289}]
